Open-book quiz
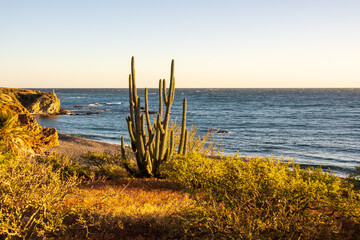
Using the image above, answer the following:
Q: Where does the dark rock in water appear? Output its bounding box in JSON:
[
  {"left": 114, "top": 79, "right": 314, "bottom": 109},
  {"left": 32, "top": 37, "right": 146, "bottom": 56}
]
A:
[
  {"left": 140, "top": 107, "right": 157, "bottom": 114},
  {"left": 217, "top": 130, "right": 229, "bottom": 134},
  {"left": 74, "top": 105, "right": 84, "bottom": 108},
  {"left": 58, "top": 109, "right": 68, "bottom": 114}
]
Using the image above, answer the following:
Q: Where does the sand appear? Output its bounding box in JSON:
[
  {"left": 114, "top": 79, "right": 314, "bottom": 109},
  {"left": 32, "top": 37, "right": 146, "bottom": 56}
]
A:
[{"left": 43, "top": 133, "right": 122, "bottom": 158}]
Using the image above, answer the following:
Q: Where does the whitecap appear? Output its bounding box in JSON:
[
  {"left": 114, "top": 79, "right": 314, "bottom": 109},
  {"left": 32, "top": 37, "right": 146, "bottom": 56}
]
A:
[
  {"left": 89, "top": 103, "right": 104, "bottom": 107},
  {"left": 105, "top": 102, "right": 122, "bottom": 105}
]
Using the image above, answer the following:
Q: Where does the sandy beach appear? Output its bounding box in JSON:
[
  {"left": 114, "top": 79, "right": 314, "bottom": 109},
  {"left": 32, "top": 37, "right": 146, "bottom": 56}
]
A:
[{"left": 43, "top": 133, "right": 121, "bottom": 158}]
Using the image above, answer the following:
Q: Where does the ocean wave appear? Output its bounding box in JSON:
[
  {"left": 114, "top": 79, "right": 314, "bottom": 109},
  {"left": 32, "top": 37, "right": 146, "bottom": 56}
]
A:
[
  {"left": 89, "top": 103, "right": 104, "bottom": 107},
  {"left": 105, "top": 102, "right": 122, "bottom": 105},
  {"left": 63, "top": 96, "right": 86, "bottom": 99}
]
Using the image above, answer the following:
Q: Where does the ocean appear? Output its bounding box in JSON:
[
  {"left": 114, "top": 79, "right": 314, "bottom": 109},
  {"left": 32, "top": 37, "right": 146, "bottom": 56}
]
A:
[{"left": 33, "top": 88, "right": 360, "bottom": 176}]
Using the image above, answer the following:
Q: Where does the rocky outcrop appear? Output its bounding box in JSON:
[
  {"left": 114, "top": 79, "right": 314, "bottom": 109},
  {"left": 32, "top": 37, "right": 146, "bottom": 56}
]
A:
[
  {"left": 0, "top": 88, "right": 60, "bottom": 154},
  {"left": 0, "top": 88, "right": 66, "bottom": 115}
]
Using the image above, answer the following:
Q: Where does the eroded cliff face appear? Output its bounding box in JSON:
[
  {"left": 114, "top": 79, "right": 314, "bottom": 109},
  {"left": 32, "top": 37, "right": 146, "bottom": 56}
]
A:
[
  {"left": 0, "top": 88, "right": 66, "bottom": 114},
  {"left": 0, "top": 88, "right": 61, "bottom": 154}
]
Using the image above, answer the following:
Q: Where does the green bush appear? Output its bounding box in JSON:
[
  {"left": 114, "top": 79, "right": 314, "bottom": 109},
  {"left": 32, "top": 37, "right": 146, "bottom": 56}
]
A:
[
  {"left": 81, "top": 151, "right": 131, "bottom": 179},
  {"left": 36, "top": 154, "right": 94, "bottom": 180},
  {"left": 163, "top": 153, "right": 360, "bottom": 239},
  {"left": 347, "top": 165, "right": 360, "bottom": 190},
  {"left": 0, "top": 155, "right": 80, "bottom": 239}
]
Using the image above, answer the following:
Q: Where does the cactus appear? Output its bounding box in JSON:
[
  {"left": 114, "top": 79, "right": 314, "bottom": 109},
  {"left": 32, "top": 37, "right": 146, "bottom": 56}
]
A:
[
  {"left": 178, "top": 98, "right": 188, "bottom": 155},
  {"left": 123, "top": 57, "right": 187, "bottom": 177}
]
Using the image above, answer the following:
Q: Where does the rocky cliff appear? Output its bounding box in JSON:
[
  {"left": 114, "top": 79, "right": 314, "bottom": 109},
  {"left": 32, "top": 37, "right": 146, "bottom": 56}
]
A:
[
  {"left": 0, "top": 88, "right": 66, "bottom": 115},
  {"left": 0, "top": 88, "right": 62, "bottom": 154}
]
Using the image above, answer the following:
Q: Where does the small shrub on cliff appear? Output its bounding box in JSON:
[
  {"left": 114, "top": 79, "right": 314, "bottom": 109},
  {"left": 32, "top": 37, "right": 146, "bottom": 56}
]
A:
[
  {"left": 163, "top": 153, "right": 360, "bottom": 239},
  {"left": 0, "top": 110, "right": 30, "bottom": 154},
  {"left": 0, "top": 155, "right": 80, "bottom": 239}
]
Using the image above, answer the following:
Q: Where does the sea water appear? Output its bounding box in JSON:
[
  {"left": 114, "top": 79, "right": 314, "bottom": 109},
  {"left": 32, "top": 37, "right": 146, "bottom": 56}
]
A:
[{"left": 33, "top": 88, "right": 360, "bottom": 176}]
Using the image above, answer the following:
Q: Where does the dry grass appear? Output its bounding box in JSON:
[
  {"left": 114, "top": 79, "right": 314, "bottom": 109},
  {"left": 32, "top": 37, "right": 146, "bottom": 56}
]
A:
[{"left": 62, "top": 178, "right": 193, "bottom": 239}]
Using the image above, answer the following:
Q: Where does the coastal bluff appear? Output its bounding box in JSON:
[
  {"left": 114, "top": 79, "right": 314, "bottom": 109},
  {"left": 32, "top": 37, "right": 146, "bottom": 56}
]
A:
[
  {"left": 0, "top": 87, "right": 63, "bottom": 154},
  {"left": 0, "top": 87, "right": 66, "bottom": 115}
]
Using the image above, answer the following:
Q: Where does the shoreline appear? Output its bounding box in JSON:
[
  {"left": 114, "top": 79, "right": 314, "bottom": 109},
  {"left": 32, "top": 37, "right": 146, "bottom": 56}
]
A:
[
  {"left": 45, "top": 133, "right": 352, "bottom": 178},
  {"left": 43, "top": 133, "right": 121, "bottom": 158}
]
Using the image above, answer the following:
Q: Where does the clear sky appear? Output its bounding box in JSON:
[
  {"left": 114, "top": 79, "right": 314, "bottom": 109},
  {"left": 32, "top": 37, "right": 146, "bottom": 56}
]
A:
[{"left": 0, "top": 0, "right": 359, "bottom": 88}]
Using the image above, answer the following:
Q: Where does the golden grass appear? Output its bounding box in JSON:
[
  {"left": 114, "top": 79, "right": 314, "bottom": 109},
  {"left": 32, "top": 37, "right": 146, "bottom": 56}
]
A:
[{"left": 62, "top": 178, "right": 193, "bottom": 239}]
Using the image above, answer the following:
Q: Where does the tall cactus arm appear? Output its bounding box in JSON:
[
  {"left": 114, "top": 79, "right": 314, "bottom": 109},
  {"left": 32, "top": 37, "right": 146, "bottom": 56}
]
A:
[
  {"left": 134, "top": 97, "right": 146, "bottom": 159},
  {"left": 158, "top": 80, "right": 163, "bottom": 118},
  {"left": 129, "top": 75, "right": 135, "bottom": 127},
  {"left": 169, "top": 60, "right": 176, "bottom": 104},
  {"left": 144, "top": 150, "right": 153, "bottom": 176},
  {"left": 144, "top": 88, "right": 153, "bottom": 135},
  {"left": 126, "top": 116, "right": 136, "bottom": 144},
  {"left": 163, "top": 131, "right": 174, "bottom": 164},
  {"left": 158, "top": 60, "right": 175, "bottom": 160},
  {"left": 155, "top": 128, "right": 161, "bottom": 161},
  {"left": 162, "top": 60, "right": 175, "bottom": 131},
  {"left": 178, "top": 98, "right": 187, "bottom": 154},
  {"left": 169, "top": 130, "right": 175, "bottom": 159},
  {"left": 127, "top": 115, "right": 143, "bottom": 171},
  {"left": 141, "top": 114, "right": 147, "bottom": 143},
  {"left": 134, "top": 97, "right": 142, "bottom": 137},
  {"left": 131, "top": 56, "right": 137, "bottom": 104},
  {"left": 146, "top": 131, "right": 155, "bottom": 147},
  {"left": 182, "top": 129, "right": 189, "bottom": 154},
  {"left": 162, "top": 79, "right": 168, "bottom": 105},
  {"left": 155, "top": 115, "right": 165, "bottom": 134},
  {"left": 149, "top": 139, "right": 155, "bottom": 159},
  {"left": 121, "top": 136, "right": 126, "bottom": 158}
]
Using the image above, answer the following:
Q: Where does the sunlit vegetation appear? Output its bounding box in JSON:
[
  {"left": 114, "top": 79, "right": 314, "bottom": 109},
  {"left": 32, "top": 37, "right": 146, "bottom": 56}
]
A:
[
  {"left": 2, "top": 139, "right": 360, "bottom": 239},
  {"left": 162, "top": 152, "right": 360, "bottom": 239},
  {"left": 0, "top": 148, "right": 194, "bottom": 239},
  {"left": 0, "top": 155, "right": 80, "bottom": 239},
  {"left": 1, "top": 86, "right": 360, "bottom": 239},
  {"left": 0, "top": 110, "right": 30, "bottom": 154},
  {"left": 62, "top": 179, "right": 192, "bottom": 239}
]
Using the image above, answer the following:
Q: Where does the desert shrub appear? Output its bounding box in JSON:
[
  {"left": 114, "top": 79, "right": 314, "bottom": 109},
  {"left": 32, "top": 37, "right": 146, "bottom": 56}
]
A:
[
  {"left": 169, "top": 121, "right": 216, "bottom": 156},
  {"left": 0, "top": 147, "right": 15, "bottom": 164},
  {"left": 0, "top": 155, "right": 80, "bottom": 239},
  {"left": 38, "top": 151, "right": 131, "bottom": 181},
  {"left": 0, "top": 110, "right": 30, "bottom": 155},
  {"left": 81, "top": 151, "right": 131, "bottom": 179},
  {"left": 185, "top": 126, "right": 216, "bottom": 156},
  {"left": 163, "top": 153, "right": 360, "bottom": 239},
  {"left": 347, "top": 165, "right": 360, "bottom": 190},
  {"left": 36, "top": 154, "right": 94, "bottom": 180}
]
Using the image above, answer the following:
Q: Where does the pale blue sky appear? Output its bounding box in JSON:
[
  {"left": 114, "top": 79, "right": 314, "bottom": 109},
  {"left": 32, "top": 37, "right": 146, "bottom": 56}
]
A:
[{"left": 1, "top": 0, "right": 359, "bottom": 88}]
